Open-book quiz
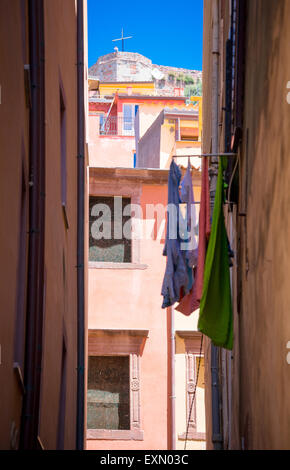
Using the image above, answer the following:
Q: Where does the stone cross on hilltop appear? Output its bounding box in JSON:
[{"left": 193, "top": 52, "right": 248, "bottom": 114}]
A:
[{"left": 112, "top": 28, "right": 133, "bottom": 52}]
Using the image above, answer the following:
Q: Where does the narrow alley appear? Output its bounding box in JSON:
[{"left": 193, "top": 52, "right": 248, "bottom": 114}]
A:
[{"left": 0, "top": 0, "right": 290, "bottom": 454}]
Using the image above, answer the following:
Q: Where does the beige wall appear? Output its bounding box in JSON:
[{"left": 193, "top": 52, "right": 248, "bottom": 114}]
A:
[
  {"left": 160, "top": 122, "right": 202, "bottom": 170},
  {"left": 138, "top": 102, "right": 196, "bottom": 139},
  {"left": 236, "top": 0, "right": 290, "bottom": 450},
  {"left": 139, "top": 103, "right": 167, "bottom": 138},
  {"left": 203, "top": 0, "right": 290, "bottom": 450},
  {"left": 38, "top": 0, "right": 80, "bottom": 449},
  {"left": 0, "top": 0, "right": 30, "bottom": 449},
  {"left": 0, "top": 0, "right": 87, "bottom": 449},
  {"left": 160, "top": 121, "right": 176, "bottom": 168}
]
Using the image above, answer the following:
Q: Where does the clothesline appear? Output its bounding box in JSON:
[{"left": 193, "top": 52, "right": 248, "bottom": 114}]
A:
[
  {"left": 161, "top": 157, "right": 233, "bottom": 350},
  {"left": 172, "top": 152, "right": 237, "bottom": 159}
]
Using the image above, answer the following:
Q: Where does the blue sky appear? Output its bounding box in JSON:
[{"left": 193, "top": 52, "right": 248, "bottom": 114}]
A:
[{"left": 87, "top": 0, "right": 203, "bottom": 71}]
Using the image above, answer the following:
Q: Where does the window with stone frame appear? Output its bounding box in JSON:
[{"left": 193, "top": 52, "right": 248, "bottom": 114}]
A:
[
  {"left": 87, "top": 356, "right": 130, "bottom": 430},
  {"left": 89, "top": 195, "right": 132, "bottom": 263},
  {"left": 176, "top": 331, "right": 206, "bottom": 442},
  {"left": 87, "top": 329, "right": 147, "bottom": 441}
]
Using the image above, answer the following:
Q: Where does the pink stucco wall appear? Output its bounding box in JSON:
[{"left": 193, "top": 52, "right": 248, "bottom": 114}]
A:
[
  {"left": 88, "top": 115, "right": 135, "bottom": 168},
  {"left": 87, "top": 182, "right": 169, "bottom": 450}
]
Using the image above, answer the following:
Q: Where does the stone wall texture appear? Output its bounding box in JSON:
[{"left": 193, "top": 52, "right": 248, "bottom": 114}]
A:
[{"left": 89, "top": 51, "right": 202, "bottom": 96}]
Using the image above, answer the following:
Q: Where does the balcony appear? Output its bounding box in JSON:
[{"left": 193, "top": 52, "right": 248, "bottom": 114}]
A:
[{"left": 99, "top": 115, "right": 135, "bottom": 137}]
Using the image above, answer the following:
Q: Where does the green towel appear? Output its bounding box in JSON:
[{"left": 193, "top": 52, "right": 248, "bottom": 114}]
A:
[{"left": 198, "top": 157, "right": 233, "bottom": 350}]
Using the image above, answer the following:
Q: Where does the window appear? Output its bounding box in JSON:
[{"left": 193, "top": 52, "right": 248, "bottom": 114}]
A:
[
  {"left": 122, "top": 104, "right": 135, "bottom": 136},
  {"left": 87, "top": 356, "right": 130, "bottom": 430},
  {"left": 87, "top": 329, "right": 148, "bottom": 440},
  {"left": 89, "top": 196, "right": 132, "bottom": 263},
  {"left": 176, "top": 331, "right": 206, "bottom": 442},
  {"left": 99, "top": 113, "right": 105, "bottom": 134},
  {"left": 88, "top": 177, "right": 145, "bottom": 269}
]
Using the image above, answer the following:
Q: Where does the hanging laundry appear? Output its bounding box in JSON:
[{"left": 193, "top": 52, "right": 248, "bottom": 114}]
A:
[
  {"left": 179, "top": 159, "right": 198, "bottom": 292},
  {"left": 198, "top": 157, "right": 233, "bottom": 350},
  {"left": 161, "top": 160, "right": 189, "bottom": 309},
  {"left": 176, "top": 157, "right": 211, "bottom": 315}
]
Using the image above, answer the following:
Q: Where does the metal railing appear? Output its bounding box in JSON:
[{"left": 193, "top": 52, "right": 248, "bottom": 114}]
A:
[{"left": 99, "top": 115, "right": 135, "bottom": 136}]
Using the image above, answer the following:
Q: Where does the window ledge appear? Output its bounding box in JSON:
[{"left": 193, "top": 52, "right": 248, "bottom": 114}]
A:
[
  {"left": 98, "top": 135, "right": 135, "bottom": 139},
  {"left": 89, "top": 262, "right": 148, "bottom": 270},
  {"left": 87, "top": 429, "right": 144, "bottom": 441},
  {"left": 178, "top": 431, "right": 206, "bottom": 441}
]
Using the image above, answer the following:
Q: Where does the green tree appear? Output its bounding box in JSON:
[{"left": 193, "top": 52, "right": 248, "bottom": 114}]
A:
[
  {"left": 184, "top": 78, "right": 202, "bottom": 97},
  {"left": 184, "top": 75, "right": 194, "bottom": 85}
]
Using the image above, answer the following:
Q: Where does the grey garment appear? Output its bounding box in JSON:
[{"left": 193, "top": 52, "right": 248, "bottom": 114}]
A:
[
  {"left": 180, "top": 161, "right": 198, "bottom": 268},
  {"left": 161, "top": 161, "right": 189, "bottom": 308}
]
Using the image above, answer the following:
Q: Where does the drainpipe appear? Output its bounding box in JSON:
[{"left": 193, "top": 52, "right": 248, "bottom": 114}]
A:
[
  {"left": 20, "top": 0, "right": 45, "bottom": 449},
  {"left": 210, "top": 0, "right": 220, "bottom": 194},
  {"left": 210, "top": 0, "right": 223, "bottom": 451},
  {"left": 167, "top": 306, "right": 176, "bottom": 450},
  {"left": 170, "top": 306, "right": 176, "bottom": 450},
  {"left": 76, "top": 0, "right": 85, "bottom": 450},
  {"left": 222, "top": 18, "right": 234, "bottom": 449}
]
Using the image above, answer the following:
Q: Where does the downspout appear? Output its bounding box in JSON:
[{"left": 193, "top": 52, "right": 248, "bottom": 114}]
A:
[
  {"left": 170, "top": 306, "right": 176, "bottom": 450},
  {"left": 76, "top": 0, "right": 85, "bottom": 450},
  {"left": 167, "top": 306, "right": 176, "bottom": 450},
  {"left": 223, "top": 11, "right": 234, "bottom": 448},
  {"left": 20, "top": 0, "right": 45, "bottom": 449},
  {"left": 210, "top": 0, "right": 223, "bottom": 451},
  {"left": 210, "top": 0, "right": 220, "bottom": 190}
]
